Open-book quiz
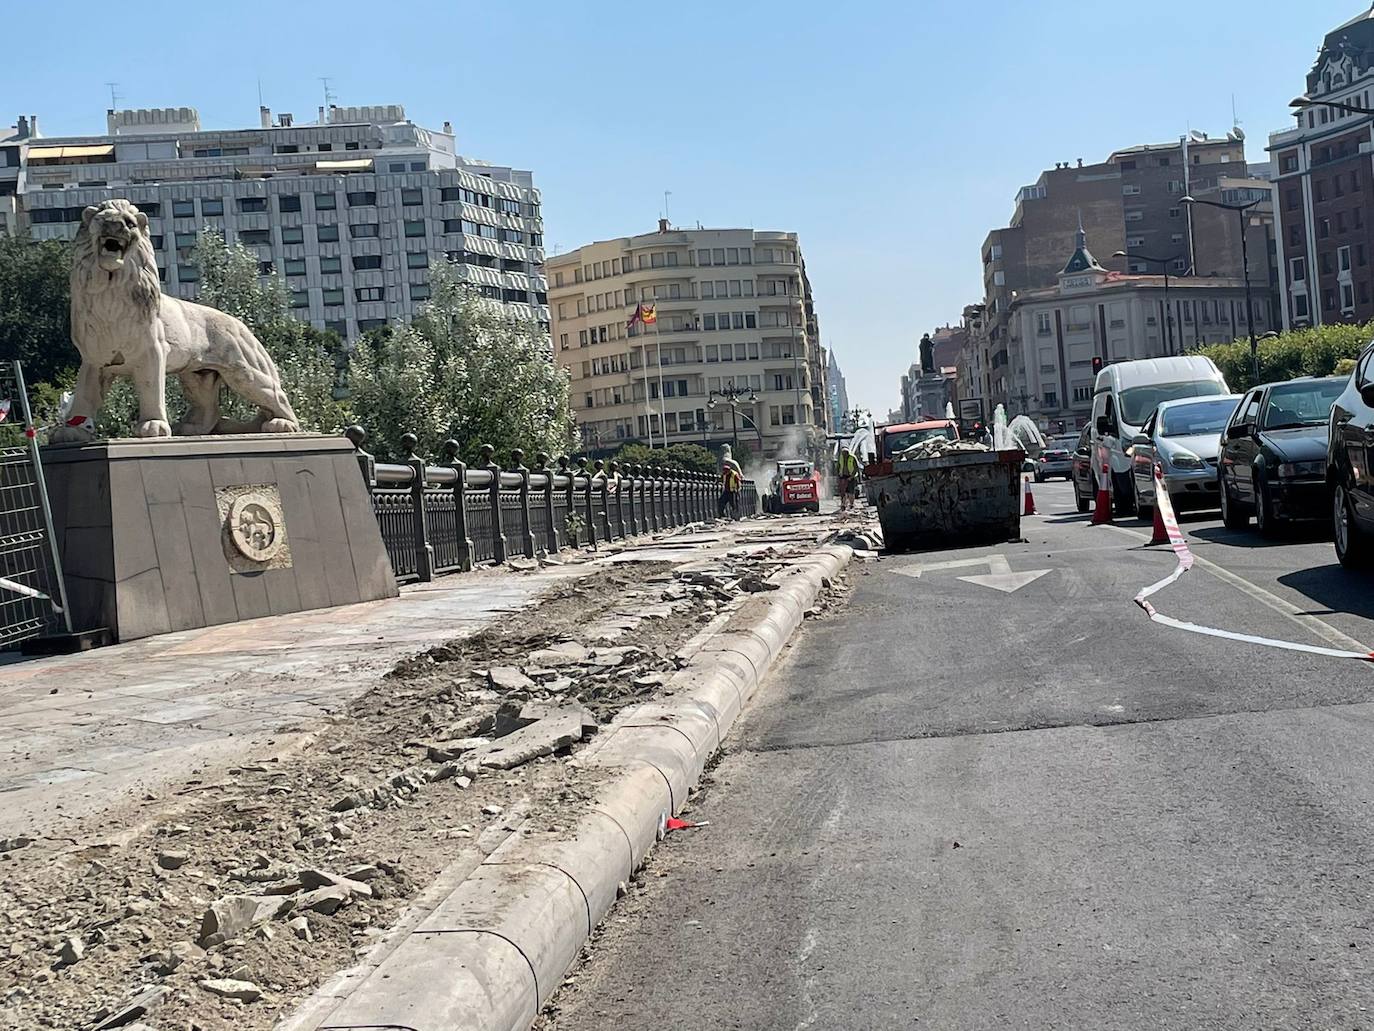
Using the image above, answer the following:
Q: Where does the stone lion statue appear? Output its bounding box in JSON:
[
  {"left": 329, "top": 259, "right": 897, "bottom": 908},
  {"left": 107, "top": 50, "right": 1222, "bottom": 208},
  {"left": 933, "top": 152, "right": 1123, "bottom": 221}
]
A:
[{"left": 52, "top": 199, "right": 300, "bottom": 442}]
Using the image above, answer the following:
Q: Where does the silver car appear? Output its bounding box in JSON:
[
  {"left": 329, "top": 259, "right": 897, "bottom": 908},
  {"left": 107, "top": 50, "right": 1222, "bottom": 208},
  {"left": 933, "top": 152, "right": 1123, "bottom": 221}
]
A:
[{"left": 1129, "top": 394, "right": 1242, "bottom": 513}]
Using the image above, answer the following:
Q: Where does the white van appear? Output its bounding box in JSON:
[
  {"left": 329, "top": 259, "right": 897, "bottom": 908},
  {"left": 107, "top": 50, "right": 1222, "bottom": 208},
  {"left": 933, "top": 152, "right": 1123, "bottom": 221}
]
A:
[{"left": 1090, "top": 355, "right": 1230, "bottom": 514}]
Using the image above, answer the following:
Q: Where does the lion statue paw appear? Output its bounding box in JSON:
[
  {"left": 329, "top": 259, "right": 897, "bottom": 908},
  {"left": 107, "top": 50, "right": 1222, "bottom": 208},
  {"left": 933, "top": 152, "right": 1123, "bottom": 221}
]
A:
[
  {"left": 137, "top": 419, "right": 173, "bottom": 438},
  {"left": 50, "top": 424, "right": 97, "bottom": 444}
]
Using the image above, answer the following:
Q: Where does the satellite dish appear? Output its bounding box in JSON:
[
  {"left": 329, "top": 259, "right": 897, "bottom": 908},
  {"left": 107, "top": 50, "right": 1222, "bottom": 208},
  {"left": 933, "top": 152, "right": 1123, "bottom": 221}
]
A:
[
  {"left": 1229, "top": 126, "right": 1246, "bottom": 142},
  {"left": 1188, "top": 129, "right": 1208, "bottom": 142}
]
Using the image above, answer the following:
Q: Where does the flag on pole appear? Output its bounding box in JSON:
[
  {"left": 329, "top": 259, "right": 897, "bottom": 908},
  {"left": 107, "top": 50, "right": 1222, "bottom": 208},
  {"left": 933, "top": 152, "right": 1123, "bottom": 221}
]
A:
[
  {"left": 641, "top": 303, "right": 657, "bottom": 325},
  {"left": 627, "top": 303, "right": 644, "bottom": 330}
]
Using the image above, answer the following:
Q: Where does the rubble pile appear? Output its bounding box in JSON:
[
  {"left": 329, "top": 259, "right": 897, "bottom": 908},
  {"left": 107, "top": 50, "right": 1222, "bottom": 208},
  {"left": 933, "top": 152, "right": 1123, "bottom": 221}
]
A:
[
  {"left": 893, "top": 437, "right": 991, "bottom": 461},
  {"left": 0, "top": 549, "right": 830, "bottom": 1031}
]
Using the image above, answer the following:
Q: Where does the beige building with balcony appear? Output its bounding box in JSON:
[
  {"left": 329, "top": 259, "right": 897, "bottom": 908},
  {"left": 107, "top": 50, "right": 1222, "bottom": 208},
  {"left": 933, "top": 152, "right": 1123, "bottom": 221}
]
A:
[{"left": 548, "top": 224, "right": 825, "bottom": 458}]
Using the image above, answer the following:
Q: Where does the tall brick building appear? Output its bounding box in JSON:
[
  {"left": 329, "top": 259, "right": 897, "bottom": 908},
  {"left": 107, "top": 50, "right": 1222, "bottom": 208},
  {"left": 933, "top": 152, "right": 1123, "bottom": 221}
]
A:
[
  {"left": 1269, "top": 7, "right": 1374, "bottom": 329},
  {"left": 975, "top": 134, "right": 1275, "bottom": 419}
]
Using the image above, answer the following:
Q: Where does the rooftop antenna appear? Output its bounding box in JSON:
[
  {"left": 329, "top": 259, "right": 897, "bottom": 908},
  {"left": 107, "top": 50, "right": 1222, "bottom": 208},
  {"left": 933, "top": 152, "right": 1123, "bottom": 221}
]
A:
[
  {"left": 663, "top": 190, "right": 672, "bottom": 224},
  {"left": 319, "top": 77, "right": 337, "bottom": 112},
  {"left": 257, "top": 77, "right": 265, "bottom": 108},
  {"left": 104, "top": 82, "right": 121, "bottom": 109}
]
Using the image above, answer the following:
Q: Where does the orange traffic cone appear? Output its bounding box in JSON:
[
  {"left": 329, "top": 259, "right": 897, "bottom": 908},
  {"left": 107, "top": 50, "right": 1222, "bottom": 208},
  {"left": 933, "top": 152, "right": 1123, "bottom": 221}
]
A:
[
  {"left": 1148, "top": 464, "right": 1170, "bottom": 545},
  {"left": 1023, "top": 474, "right": 1037, "bottom": 516},
  {"left": 1090, "top": 459, "right": 1113, "bottom": 525}
]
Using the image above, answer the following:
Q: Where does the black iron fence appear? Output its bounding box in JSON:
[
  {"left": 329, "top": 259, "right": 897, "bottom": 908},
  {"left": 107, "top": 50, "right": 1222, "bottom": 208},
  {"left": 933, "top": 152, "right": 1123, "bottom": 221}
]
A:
[{"left": 347, "top": 428, "right": 761, "bottom": 586}]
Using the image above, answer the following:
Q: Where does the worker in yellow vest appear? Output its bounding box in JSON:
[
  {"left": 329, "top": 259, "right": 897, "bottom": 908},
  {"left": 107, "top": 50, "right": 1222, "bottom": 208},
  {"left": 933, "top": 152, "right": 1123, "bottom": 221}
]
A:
[{"left": 837, "top": 448, "right": 860, "bottom": 511}]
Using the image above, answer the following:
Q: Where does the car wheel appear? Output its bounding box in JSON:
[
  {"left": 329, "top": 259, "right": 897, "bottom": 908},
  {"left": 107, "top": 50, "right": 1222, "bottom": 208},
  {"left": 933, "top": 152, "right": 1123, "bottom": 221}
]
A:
[
  {"left": 1253, "top": 472, "right": 1278, "bottom": 537},
  {"left": 1112, "top": 472, "right": 1136, "bottom": 516},
  {"left": 1219, "top": 473, "right": 1248, "bottom": 530},
  {"left": 1334, "top": 483, "right": 1371, "bottom": 569}
]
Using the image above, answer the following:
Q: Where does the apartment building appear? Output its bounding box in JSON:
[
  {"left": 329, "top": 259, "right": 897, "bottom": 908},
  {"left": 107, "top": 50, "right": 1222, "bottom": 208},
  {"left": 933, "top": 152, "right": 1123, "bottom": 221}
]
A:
[
  {"left": 1008, "top": 226, "right": 1272, "bottom": 432},
  {"left": 826, "top": 351, "right": 850, "bottom": 430},
  {"left": 975, "top": 133, "right": 1275, "bottom": 415},
  {"left": 548, "top": 224, "right": 825, "bottom": 458},
  {"left": 0, "top": 115, "right": 39, "bottom": 238},
  {"left": 1269, "top": 6, "right": 1374, "bottom": 328},
  {"left": 18, "top": 105, "right": 546, "bottom": 338}
]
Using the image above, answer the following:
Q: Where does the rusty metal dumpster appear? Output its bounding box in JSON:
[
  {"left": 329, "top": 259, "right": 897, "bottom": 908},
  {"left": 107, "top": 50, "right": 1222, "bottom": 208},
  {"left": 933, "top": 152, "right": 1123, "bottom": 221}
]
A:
[{"left": 870, "top": 449, "right": 1025, "bottom": 551}]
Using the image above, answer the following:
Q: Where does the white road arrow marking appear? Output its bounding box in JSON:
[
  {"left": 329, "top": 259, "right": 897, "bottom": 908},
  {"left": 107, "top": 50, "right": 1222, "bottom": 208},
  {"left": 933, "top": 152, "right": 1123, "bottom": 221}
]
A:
[
  {"left": 891, "top": 554, "right": 1051, "bottom": 594},
  {"left": 956, "top": 569, "right": 1051, "bottom": 593}
]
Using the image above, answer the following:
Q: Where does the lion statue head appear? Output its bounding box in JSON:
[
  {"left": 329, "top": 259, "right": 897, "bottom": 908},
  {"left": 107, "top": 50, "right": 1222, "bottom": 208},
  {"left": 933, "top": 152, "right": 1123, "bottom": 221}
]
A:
[{"left": 71, "top": 199, "right": 161, "bottom": 316}]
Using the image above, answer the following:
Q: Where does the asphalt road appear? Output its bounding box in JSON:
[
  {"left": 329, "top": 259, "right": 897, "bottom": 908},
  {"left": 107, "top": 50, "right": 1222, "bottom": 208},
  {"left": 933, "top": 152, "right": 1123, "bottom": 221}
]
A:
[{"left": 547, "top": 480, "right": 1374, "bottom": 1030}]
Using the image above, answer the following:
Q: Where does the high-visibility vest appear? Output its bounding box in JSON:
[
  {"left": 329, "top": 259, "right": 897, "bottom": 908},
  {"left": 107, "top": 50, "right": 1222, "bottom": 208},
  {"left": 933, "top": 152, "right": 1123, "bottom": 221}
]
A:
[
  {"left": 723, "top": 468, "right": 742, "bottom": 490},
  {"left": 839, "top": 452, "right": 859, "bottom": 476}
]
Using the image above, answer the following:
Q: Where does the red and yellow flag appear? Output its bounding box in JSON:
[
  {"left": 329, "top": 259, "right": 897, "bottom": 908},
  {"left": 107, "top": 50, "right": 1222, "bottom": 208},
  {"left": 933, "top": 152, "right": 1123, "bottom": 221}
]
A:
[{"left": 640, "top": 303, "right": 657, "bottom": 325}]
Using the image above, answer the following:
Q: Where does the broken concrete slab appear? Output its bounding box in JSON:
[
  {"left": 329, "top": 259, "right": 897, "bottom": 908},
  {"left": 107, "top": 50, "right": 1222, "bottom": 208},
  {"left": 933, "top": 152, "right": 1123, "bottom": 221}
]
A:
[
  {"left": 477, "top": 712, "right": 583, "bottom": 770},
  {"left": 93, "top": 985, "right": 167, "bottom": 1030},
  {"left": 298, "top": 868, "right": 373, "bottom": 899},
  {"left": 298, "top": 885, "right": 351, "bottom": 914},
  {"left": 197, "top": 895, "right": 284, "bottom": 947},
  {"left": 200, "top": 978, "right": 263, "bottom": 1003},
  {"left": 493, "top": 700, "right": 598, "bottom": 740},
  {"left": 487, "top": 666, "right": 536, "bottom": 692},
  {"left": 424, "top": 737, "right": 490, "bottom": 763},
  {"left": 527, "top": 642, "right": 590, "bottom": 666}
]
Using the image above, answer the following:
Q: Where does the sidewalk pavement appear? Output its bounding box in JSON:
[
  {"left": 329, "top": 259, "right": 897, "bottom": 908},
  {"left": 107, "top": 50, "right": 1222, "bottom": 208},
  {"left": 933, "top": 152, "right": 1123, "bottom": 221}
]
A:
[{"left": 0, "top": 520, "right": 823, "bottom": 842}]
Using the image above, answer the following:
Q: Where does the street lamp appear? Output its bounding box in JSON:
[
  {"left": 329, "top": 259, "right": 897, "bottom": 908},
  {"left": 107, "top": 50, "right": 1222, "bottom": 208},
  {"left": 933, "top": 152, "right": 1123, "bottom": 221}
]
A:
[
  {"left": 1290, "top": 95, "right": 1374, "bottom": 117},
  {"left": 1181, "top": 194, "right": 1263, "bottom": 383},
  {"left": 1113, "top": 250, "right": 1183, "bottom": 354},
  {"left": 707, "top": 386, "right": 759, "bottom": 452}
]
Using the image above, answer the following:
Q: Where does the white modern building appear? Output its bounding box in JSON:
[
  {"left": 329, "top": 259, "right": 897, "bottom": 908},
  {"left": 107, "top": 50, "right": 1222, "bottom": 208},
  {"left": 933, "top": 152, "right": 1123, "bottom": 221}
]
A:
[
  {"left": 18, "top": 105, "right": 547, "bottom": 338},
  {"left": 547, "top": 223, "right": 826, "bottom": 458},
  {"left": 0, "top": 115, "right": 39, "bottom": 238}
]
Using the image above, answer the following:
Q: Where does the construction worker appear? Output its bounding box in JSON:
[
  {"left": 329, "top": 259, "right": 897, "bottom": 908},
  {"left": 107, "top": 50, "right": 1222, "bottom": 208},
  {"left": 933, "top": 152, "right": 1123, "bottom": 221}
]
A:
[
  {"left": 837, "top": 447, "right": 860, "bottom": 511},
  {"left": 718, "top": 446, "right": 743, "bottom": 519}
]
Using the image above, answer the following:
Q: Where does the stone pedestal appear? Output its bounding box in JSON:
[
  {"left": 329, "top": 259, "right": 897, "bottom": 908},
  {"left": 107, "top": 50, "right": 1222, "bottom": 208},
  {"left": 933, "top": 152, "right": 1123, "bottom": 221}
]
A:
[{"left": 42, "top": 434, "right": 397, "bottom": 643}]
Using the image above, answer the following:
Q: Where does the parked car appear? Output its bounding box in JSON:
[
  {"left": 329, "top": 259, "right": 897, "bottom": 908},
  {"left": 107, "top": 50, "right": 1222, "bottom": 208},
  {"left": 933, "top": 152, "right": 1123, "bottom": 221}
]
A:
[
  {"left": 1071, "top": 425, "right": 1095, "bottom": 513},
  {"left": 1091, "top": 355, "right": 1230, "bottom": 515},
  {"left": 1128, "top": 394, "right": 1241, "bottom": 514},
  {"left": 1218, "top": 375, "right": 1345, "bottom": 534},
  {"left": 1330, "top": 346, "right": 1374, "bottom": 566},
  {"left": 1034, "top": 447, "right": 1074, "bottom": 482}
]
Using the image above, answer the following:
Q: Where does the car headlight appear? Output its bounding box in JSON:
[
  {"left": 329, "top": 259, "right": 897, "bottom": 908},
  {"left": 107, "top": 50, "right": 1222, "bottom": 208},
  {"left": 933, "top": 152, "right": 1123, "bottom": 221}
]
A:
[
  {"left": 1277, "top": 460, "right": 1324, "bottom": 478},
  {"left": 1167, "top": 450, "right": 1205, "bottom": 470}
]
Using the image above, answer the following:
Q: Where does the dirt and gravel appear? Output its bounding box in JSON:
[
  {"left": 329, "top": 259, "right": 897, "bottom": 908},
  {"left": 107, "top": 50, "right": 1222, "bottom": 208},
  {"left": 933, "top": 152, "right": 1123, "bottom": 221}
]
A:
[{"left": 0, "top": 543, "right": 834, "bottom": 1031}]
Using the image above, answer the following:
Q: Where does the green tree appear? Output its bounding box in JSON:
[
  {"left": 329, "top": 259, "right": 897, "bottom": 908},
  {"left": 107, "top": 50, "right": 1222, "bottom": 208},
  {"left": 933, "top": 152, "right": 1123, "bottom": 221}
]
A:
[
  {"left": 1192, "top": 321, "right": 1374, "bottom": 392},
  {"left": 612, "top": 441, "right": 720, "bottom": 474},
  {"left": 0, "top": 235, "right": 76, "bottom": 384},
  {"left": 187, "top": 230, "right": 350, "bottom": 434},
  {"left": 347, "top": 263, "right": 576, "bottom": 463}
]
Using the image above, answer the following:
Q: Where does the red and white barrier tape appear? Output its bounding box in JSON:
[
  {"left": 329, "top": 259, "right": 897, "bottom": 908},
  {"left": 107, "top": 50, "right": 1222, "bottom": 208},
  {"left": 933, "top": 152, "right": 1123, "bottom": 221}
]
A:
[{"left": 1133, "top": 466, "right": 1373, "bottom": 662}]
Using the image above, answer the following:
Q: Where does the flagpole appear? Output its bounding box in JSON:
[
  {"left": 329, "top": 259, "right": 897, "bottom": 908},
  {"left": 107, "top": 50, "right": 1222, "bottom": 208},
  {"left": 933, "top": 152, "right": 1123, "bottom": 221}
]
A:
[
  {"left": 632, "top": 303, "right": 654, "bottom": 449},
  {"left": 654, "top": 305, "right": 667, "bottom": 450}
]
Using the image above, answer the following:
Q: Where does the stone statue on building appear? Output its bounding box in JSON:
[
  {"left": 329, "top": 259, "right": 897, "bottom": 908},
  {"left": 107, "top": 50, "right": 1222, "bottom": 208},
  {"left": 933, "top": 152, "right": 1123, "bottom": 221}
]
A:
[
  {"left": 52, "top": 198, "right": 300, "bottom": 442},
  {"left": 919, "top": 333, "right": 935, "bottom": 375}
]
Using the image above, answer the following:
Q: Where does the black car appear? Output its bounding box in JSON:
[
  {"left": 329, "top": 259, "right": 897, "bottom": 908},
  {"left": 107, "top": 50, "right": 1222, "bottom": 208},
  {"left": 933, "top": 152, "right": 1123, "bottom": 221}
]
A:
[
  {"left": 1071, "top": 425, "right": 1095, "bottom": 512},
  {"left": 1330, "top": 346, "right": 1374, "bottom": 566},
  {"left": 1218, "top": 375, "right": 1345, "bottom": 535}
]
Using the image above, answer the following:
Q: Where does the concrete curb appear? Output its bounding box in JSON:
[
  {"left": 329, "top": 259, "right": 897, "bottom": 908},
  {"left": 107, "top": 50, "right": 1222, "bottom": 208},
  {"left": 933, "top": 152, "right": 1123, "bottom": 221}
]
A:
[{"left": 310, "top": 543, "right": 851, "bottom": 1031}]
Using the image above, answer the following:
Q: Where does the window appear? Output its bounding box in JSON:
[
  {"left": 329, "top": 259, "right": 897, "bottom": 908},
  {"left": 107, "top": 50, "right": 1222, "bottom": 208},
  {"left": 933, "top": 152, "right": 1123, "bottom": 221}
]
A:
[
  {"left": 174, "top": 231, "right": 198, "bottom": 249},
  {"left": 283, "top": 258, "right": 306, "bottom": 276},
  {"left": 1316, "top": 181, "right": 1328, "bottom": 203},
  {"left": 1320, "top": 218, "right": 1331, "bottom": 239},
  {"left": 500, "top": 228, "right": 523, "bottom": 243},
  {"left": 257, "top": 261, "right": 274, "bottom": 275},
  {"left": 410, "top": 283, "right": 431, "bottom": 301},
  {"left": 404, "top": 219, "right": 426, "bottom": 238},
  {"left": 401, "top": 188, "right": 424, "bottom": 206},
  {"left": 1072, "top": 385, "right": 1092, "bottom": 403},
  {"left": 320, "top": 256, "right": 342, "bottom": 274},
  {"left": 1340, "top": 245, "right": 1353, "bottom": 272},
  {"left": 1342, "top": 282, "right": 1355, "bottom": 312},
  {"left": 703, "top": 314, "right": 716, "bottom": 331},
  {"left": 314, "top": 192, "right": 337, "bottom": 210},
  {"left": 200, "top": 198, "right": 224, "bottom": 216},
  {"left": 171, "top": 200, "right": 195, "bottom": 218},
  {"left": 1125, "top": 209, "right": 1144, "bottom": 222},
  {"left": 1325, "top": 289, "right": 1336, "bottom": 312},
  {"left": 281, "top": 226, "right": 304, "bottom": 245},
  {"left": 317, "top": 223, "right": 340, "bottom": 243},
  {"left": 237, "top": 197, "right": 267, "bottom": 213},
  {"left": 1036, "top": 312, "right": 1053, "bottom": 335},
  {"left": 323, "top": 288, "right": 344, "bottom": 306},
  {"left": 1293, "top": 293, "right": 1310, "bottom": 319},
  {"left": 701, "top": 282, "right": 714, "bottom": 299},
  {"left": 356, "top": 286, "right": 385, "bottom": 302},
  {"left": 352, "top": 255, "right": 382, "bottom": 270},
  {"left": 1157, "top": 156, "right": 1171, "bottom": 166},
  {"left": 238, "top": 229, "right": 270, "bottom": 245},
  {"left": 781, "top": 405, "right": 796, "bottom": 425},
  {"left": 178, "top": 265, "right": 200, "bottom": 283},
  {"left": 278, "top": 195, "right": 301, "bottom": 213},
  {"left": 289, "top": 289, "right": 309, "bottom": 308},
  {"left": 1043, "top": 390, "right": 1058, "bottom": 407},
  {"left": 1167, "top": 180, "right": 1183, "bottom": 194},
  {"left": 347, "top": 191, "right": 377, "bottom": 206},
  {"left": 351, "top": 223, "right": 380, "bottom": 238},
  {"left": 406, "top": 251, "right": 429, "bottom": 269},
  {"left": 1169, "top": 207, "right": 1181, "bottom": 219},
  {"left": 1290, "top": 256, "right": 1306, "bottom": 282},
  {"left": 1122, "top": 184, "right": 1141, "bottom": 195}
]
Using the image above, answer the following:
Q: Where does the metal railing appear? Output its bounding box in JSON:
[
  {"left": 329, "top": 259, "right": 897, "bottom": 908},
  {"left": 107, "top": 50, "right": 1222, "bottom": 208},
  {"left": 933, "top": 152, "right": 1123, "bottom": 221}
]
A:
[{"left": 346, "top": 427, "right": 760, "bottom": 585}]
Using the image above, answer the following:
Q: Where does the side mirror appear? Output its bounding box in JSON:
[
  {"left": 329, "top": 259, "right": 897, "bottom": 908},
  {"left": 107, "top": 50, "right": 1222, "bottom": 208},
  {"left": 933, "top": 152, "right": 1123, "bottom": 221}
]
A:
[
  {"left": 1095, "top": 415, "right": 1115, "bottom": 435},
  {"left": 1075, "top": 446, "right": 1089, "bottom": 457},
  {"left": 1132, "top": 433, "right": 1151, "bottom": 447},
  {"left": 1225, "top": 423, "right": 1250, "bottom": 442},
  {"left": 1360, "top": 384, "right": 1374, "bottom": 408}
]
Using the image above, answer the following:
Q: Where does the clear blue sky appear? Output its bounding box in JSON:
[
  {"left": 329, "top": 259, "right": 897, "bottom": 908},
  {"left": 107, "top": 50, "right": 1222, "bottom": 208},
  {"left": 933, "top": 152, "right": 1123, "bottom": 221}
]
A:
[{"left": 1, "top": 0, "right": 1358, "bottom": 413}]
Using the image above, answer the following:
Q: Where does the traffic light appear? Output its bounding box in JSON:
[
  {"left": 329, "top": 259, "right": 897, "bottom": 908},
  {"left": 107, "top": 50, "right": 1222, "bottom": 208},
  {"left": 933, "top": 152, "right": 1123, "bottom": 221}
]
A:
[{"left": 1091, "top": 356, "right": 1103, "bottom": 376}]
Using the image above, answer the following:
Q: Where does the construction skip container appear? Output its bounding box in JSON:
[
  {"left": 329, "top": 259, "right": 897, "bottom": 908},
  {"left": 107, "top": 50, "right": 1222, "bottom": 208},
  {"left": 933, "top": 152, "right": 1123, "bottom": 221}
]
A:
[{"left": 869, "top": 449, "right": 1026, "bottom": 552}]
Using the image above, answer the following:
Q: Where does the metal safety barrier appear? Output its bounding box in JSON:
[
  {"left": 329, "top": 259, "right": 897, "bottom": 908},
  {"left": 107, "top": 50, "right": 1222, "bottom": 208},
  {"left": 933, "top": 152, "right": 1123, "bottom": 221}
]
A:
[{"left": 346, "top": 427, "right": 760, "bottom": 586}]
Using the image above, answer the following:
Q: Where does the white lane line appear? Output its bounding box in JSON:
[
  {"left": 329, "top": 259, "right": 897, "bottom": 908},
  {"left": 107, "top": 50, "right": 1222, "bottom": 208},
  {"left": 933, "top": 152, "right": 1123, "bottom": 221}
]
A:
[{"left": 1103, "top": 523, "right": 1370, "bottom": 654}]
